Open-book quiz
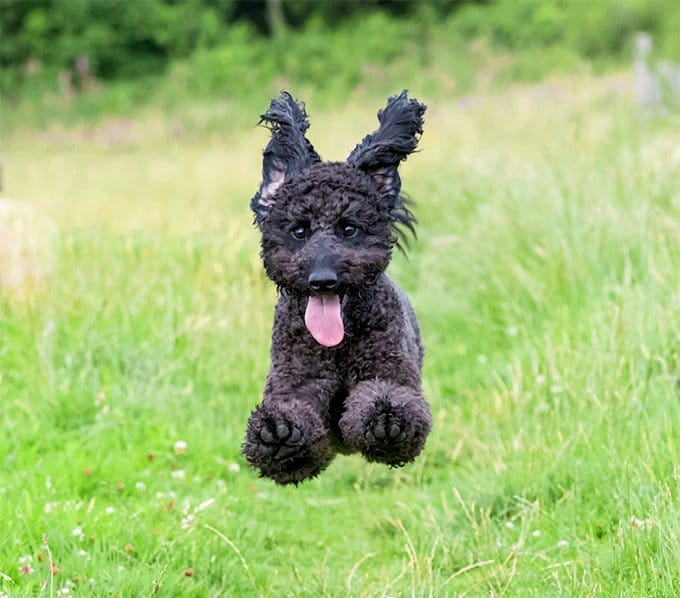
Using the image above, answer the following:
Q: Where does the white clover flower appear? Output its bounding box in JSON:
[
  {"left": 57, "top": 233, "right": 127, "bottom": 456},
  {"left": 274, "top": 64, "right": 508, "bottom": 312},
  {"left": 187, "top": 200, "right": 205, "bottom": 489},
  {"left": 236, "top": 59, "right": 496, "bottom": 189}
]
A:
[
  {"left": 71, "top": 526, "right": 84, "bottom": 538},
  {"left": 557, "top": 539, "right": 569, "bottom": 548},
  {"left": 171, "top": 470, "right": 186, "bottom": 480},
  {"left": 174, "top": 440, "right": 188, "bottom": 455},
  {"left": 532, "top": 530, "right": 541, "bottom": 537},
  {"left": 135, "top": 481, "right": 147, "bottom": 491},
  {"left": 44, "top": 501, "right": 60, "bottom": 513},
  {"left": 228, "top": 463, "right": 241, "bottom": 473},
  {"left": 505, "top": 521, "right": 514, "bottom": 529}
]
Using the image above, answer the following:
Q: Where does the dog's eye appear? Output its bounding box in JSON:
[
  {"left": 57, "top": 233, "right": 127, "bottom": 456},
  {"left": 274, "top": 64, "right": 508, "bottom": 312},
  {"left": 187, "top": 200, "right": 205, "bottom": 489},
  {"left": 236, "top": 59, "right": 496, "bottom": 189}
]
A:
[
  {"left": 291, "top": 225, "right": 307, "bottom": 241},
  {"left": 341, "top": 224, "right": 357, "bottom": 238}
]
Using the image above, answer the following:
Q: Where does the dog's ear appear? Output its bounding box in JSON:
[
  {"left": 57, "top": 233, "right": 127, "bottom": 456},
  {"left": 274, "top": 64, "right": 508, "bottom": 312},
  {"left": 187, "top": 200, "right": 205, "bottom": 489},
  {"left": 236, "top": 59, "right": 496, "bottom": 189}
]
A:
[
  {"left": 347, "top": 90, "right": 426, "bottom": 203},
  {"left": 250, "top": 91, "right": 321, "bottom": 226}
]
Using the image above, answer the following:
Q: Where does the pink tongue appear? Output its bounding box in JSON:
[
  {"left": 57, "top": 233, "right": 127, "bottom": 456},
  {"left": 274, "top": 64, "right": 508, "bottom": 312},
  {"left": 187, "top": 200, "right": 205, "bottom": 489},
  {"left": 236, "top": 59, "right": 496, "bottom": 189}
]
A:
[{"left": 305, "top": 295, "right": 344, "bottom": 347}]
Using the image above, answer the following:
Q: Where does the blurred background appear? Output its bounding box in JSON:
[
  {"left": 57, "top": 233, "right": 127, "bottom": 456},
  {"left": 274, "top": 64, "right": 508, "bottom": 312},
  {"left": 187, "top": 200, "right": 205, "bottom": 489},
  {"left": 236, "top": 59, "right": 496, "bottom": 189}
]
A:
[
  {"left": 1, "top": 1, "right": 679, "bottom": 596},
  {"left": 2, "top": 0, "right": 679, "bottom": 131}
]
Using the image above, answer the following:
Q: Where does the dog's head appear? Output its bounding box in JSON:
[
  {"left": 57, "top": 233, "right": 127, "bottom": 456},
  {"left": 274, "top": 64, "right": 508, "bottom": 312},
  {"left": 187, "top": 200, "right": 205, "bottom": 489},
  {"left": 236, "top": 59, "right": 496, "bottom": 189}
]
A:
[{"left": 250, "top": 91, "right": 426, "bottom": 347}]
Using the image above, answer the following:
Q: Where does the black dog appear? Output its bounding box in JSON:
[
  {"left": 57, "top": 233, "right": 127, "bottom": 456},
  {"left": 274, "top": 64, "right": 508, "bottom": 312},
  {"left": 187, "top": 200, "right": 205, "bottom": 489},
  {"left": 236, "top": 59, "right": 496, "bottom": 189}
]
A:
[{"left": 242, "top": 91, "right": 431, "bottom": 484}]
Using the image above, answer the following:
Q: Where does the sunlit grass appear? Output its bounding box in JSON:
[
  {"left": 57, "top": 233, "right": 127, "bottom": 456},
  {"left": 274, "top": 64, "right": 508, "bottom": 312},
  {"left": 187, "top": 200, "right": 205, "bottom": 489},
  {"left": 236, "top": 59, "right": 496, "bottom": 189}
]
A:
[{"left": 1, "top": 72, "right": 679, "bottom": 595}]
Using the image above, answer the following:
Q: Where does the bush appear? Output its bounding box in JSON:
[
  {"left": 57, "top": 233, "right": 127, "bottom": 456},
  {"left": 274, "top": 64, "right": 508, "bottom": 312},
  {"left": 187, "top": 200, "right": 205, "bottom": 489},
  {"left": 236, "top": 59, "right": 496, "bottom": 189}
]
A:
[
  {"left": 450, "top": 0, "right": 679, "bottom": 59},
  {"left": 2, "top": 0, "right": 679, "bottom": 130},
  {"left": 0, "top": 0, "right": 235, "bottom": 82}
]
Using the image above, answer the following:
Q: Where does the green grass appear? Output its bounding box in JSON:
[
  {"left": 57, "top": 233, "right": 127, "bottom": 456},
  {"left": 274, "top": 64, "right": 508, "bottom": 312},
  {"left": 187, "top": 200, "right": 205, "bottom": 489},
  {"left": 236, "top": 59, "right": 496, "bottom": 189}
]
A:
[{"left": 1, "top": 71, "right": 679, "bottom": 596}]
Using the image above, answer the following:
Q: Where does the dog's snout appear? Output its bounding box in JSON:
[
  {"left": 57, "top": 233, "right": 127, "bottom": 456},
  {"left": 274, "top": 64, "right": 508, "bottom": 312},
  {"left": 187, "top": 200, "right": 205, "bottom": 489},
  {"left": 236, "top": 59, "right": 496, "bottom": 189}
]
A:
[{"left": 308, "top": 268, "right": 338, "bottom": 292}]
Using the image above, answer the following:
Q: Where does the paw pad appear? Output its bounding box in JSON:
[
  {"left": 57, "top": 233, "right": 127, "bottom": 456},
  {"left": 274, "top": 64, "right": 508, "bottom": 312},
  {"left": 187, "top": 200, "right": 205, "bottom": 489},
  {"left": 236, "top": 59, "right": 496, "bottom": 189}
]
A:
[
  {"left": 259, "top": 421, "right": 304, "bottom": 460},
  {"left": 365, "top": 413, "right": 406, "bottom": 444}
]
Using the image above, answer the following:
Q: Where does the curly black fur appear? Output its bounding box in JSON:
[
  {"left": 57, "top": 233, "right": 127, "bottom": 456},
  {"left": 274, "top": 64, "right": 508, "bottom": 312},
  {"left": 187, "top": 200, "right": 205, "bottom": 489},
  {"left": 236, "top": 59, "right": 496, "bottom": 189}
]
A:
[
  {"left": 347, "top": 89, "right": 426, "bottom": 243},
  {"left": 251, "top": 91, "right": 321, "bottom": 225},
  {"left": 242, "top": 91, "right": 431, "bottom": 485}
]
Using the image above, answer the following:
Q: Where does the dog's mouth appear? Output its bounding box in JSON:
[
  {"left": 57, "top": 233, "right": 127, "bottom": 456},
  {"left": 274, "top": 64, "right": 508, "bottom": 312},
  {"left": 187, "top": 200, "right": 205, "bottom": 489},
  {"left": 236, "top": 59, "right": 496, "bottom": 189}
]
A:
[{"left": 304, "top": 293, "right": 345, "bottom": 347}]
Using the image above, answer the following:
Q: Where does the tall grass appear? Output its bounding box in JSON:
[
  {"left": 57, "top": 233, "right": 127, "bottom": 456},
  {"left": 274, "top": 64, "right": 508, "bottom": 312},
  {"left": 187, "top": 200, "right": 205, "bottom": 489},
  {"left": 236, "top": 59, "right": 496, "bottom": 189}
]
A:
[{"left": 1, "top": 72, "right": 678, "bottom": 595}]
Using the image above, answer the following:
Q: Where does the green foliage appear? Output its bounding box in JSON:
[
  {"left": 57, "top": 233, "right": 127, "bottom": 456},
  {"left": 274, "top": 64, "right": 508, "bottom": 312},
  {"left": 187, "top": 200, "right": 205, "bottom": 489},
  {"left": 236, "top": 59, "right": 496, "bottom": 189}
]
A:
[
  {"left": 170, "top": 13, "right": 427, "bottom": 102},
  {"left": 452, "top": 0, "right": 675, "bottom": 56},
  {"left": 1, "top": 0, "right": 679, "bottom": 131},
  {"left": 1, "top": 0, "right": 235, "bottom": 82},
  {"left": 2, "top": 0, "right": 678, "bottom": 90}
]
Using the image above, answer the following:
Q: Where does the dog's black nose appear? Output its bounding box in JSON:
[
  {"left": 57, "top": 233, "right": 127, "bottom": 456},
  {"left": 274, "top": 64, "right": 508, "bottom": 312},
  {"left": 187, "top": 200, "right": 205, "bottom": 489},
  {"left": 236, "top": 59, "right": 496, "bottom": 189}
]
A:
[{"left": 308, "top": 268, "right": 338, "bottom": 292}]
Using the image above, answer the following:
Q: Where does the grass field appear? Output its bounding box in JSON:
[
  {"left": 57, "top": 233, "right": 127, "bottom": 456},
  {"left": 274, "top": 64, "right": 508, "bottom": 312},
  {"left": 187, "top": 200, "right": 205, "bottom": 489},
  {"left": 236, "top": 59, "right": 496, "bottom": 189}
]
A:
[{"left": 1, "top": 72, "right": 679, "bottom": 596}]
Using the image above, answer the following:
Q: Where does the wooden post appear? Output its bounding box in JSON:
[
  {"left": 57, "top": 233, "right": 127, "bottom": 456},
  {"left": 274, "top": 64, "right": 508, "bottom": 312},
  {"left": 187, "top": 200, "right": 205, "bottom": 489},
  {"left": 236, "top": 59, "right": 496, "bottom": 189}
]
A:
[{"left": 266, "top": 0, "right": 287, "bottom": 39}]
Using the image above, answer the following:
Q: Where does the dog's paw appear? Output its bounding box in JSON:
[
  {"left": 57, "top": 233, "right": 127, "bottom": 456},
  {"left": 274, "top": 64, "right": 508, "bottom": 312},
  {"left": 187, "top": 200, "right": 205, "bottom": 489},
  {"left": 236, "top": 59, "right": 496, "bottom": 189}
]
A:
[
  {"left": 258, "top": 420, "right": 305, "bottom": 460},
  {"left": 364, "top": 410, "right": 406, "bottom": 444},
  {"left": 339, "top": 380, "right": 431, "bottom": 467},
  {"left": 242, "top": 402, "right": 334, "bottom": 485},
  {"left": 361, "top": 407, "right": 415, "bottom": 467}
]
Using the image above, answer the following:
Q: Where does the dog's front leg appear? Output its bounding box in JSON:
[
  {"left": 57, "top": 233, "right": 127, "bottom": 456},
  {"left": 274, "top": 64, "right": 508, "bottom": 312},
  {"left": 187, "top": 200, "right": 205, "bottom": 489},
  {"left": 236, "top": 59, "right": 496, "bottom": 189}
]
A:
[
  {"left": 338, "top": 379, "right": 431, "bottom": 467},
  {"left": 242, "top": 376, "right": 336, "bottom": 485}
]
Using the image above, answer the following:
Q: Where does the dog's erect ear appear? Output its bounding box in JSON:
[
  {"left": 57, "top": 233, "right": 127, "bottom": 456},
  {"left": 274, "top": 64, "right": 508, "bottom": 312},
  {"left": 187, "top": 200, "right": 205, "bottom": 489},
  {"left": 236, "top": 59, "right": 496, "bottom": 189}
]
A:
[
  {"left": 347, "top": 90, "right": 426, "bottom": 203},
  {"left": 250, "top": 91, "right": 321, "bottom": 226}
]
